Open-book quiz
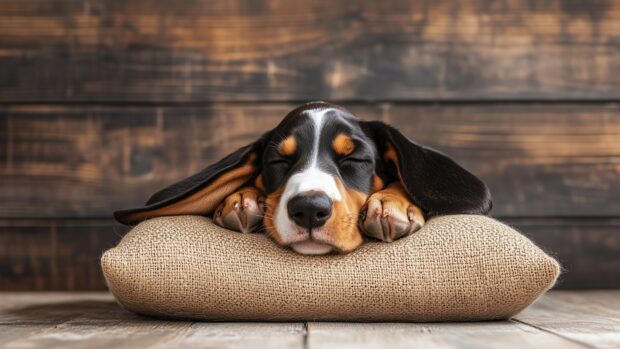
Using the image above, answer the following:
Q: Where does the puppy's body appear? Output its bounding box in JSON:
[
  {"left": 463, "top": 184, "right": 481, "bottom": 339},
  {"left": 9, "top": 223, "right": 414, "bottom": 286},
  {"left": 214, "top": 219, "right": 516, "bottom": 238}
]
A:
[{"left": 115, "top": 102, "right": 492, "bottom": 255}]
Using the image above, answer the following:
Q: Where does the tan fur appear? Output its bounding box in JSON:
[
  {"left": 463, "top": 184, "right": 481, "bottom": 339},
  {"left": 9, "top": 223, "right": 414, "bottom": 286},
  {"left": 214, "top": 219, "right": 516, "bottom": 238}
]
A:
[
  {"left": 216, "top": 186, "right": 264, "bottom": 218},
  {"left": 332, "top": 133, "right": 355, "bottom": 156},
  {"left": 262, "top": 186, "right": 285, "bottom": 245},
  {"left": 320, "top": 179, "right": 367, "bottom": 253},
  {"left": 371, "top": 175, "right": 385, "bottom": 193},
  {"left": 370, "top": 182, "right": 420, "bottom": 214},
  {"left": 254, "top": 175, "right": 265, "bottom": 192},
  {"left": 126, "top": 154, "right": 257, "bottom": 223},
  {"left": 381, "top": 143, "right": 425, "bottom": 226},
  {"left": 383, "top": 142, "right": 401, "bottom": 175},
  {"left": 364, "top": 181, "right": 425, "bottom": 237},
  {"left": 279, "top": 135, "right": 297, "bottom": 156}
]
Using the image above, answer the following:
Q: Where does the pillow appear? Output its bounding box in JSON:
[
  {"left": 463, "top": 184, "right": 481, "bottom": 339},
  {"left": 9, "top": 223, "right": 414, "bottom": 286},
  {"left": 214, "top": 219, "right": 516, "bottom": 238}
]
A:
[{"left": 101, "top": 215, "right": 559, "bottom": 322}]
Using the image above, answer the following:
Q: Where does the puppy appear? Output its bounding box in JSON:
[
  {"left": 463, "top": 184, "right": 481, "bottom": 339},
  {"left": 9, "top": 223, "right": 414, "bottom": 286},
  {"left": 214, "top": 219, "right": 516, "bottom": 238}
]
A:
[{"left": 115, "top": 102, "right": 492, "bottom": 255}]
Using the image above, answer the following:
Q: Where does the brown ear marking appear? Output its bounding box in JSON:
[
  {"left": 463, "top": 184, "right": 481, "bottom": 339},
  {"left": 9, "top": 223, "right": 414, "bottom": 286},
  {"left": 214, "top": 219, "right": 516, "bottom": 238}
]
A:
[
  {"left": 126, "top": 154, "right": 257, "bottom": 222},
  {"left": 383, "top": 142, "right": 410, "bottom": 186},
  {"left": 254, "top": 175, "right": 265, "bottom": 192},
  {"left": 332, "top": 133, "right": 355, "bottom": 156},
  {"left": 279, "top": 135, "right": 297, "bottom": 156},
  {"left": 371, "top": 175, "right": 385, "bottom": 193},
  {"left": 383, "top": 142, "right": 400, "bottom": 173}
]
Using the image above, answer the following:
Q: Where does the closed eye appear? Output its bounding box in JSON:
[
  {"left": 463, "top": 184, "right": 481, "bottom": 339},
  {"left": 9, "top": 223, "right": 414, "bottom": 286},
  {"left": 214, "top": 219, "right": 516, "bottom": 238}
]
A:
[
  {"left": 268, "top": 159, "right": 292, "bottom": 167},
  {"left": 339, "top": 157, "right": 372, "bottom": 166}
]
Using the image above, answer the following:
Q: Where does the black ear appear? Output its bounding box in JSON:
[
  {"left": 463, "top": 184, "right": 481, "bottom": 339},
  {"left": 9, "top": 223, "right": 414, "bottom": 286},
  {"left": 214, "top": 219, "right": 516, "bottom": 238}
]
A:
[
  {"left": 362, "top": 121, "right": 492, "bottom": 217},
  {"left": 114, "top": 131, "right": 272, "bottom": 225}
]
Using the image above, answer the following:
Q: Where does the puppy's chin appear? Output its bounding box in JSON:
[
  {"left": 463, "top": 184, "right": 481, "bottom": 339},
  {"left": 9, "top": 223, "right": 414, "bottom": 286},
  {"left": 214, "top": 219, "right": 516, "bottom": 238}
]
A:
[{"left": 290, "top": 240, "right": 333, "bottom": 255}]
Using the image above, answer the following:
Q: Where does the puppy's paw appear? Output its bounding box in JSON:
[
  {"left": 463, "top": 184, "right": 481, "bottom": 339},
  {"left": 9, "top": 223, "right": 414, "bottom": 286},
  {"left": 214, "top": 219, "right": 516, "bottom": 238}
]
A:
[
  {"left": 359, "top": 185, "right": 425, "bottom": 242},
  {"left": 214, "top": 187, "right": 265, "bottom": 233}
]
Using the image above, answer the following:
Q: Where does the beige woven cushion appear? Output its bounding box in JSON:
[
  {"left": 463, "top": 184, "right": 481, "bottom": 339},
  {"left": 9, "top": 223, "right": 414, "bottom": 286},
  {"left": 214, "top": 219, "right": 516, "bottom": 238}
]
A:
[{"left": 101, "top": 215, "right": 559, "bottom": 321}]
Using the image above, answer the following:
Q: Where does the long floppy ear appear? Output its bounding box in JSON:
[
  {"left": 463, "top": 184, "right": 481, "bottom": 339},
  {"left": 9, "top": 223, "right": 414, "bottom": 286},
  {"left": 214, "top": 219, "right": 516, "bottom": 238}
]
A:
[
  {"left": 114, "top": 131, "right": 272, "bottom": 225},
  {"left": 362, "top": 121, "right": 492, "bottom": 217}
]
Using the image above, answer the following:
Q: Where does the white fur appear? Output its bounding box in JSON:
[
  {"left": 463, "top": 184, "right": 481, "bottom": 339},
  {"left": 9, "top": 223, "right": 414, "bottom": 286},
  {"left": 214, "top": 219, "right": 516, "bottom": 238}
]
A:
[
  {"left": 290, "top": 241, "right": 333, "bottom": 255},
  {"left": 275, "top": 108, "right": 342, "bottom": 248}
]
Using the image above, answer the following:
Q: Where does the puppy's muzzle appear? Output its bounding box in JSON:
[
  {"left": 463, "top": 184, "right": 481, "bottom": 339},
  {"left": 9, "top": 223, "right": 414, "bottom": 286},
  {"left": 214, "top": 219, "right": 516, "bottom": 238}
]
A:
[{"left": 287, "top": 191, "right": 332, "bottom": 230}]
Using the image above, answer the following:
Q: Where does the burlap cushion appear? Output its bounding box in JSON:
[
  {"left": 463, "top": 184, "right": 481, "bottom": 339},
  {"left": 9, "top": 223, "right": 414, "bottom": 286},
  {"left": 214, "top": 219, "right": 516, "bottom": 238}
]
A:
[{"left": 101, "top": 215, "right": 559, "bottom": 321}]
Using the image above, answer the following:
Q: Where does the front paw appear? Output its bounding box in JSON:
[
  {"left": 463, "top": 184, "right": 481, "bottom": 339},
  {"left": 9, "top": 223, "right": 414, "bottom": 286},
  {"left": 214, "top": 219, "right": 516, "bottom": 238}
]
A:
[
  {"left": 359, "top": 191, "right": 425, "bottom": 242},
  {"left": 214, "top": 187, "right": 265, "bottom": 233}
]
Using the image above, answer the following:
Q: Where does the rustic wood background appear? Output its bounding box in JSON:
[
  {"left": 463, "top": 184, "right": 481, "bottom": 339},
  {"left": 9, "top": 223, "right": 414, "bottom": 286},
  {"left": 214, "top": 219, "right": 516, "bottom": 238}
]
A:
[{"left": 0, "top": 0, "right": 619, "bottom": 290}]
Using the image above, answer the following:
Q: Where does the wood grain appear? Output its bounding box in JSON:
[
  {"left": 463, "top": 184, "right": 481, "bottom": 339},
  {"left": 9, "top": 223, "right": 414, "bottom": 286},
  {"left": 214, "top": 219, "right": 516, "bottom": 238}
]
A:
[
  {"left": 504, "top": 218, "right": 620, "bottom": 290},
  {"left": 150, "top": 323, "right": 305, "bottom": 349},
  {"left": 0, "top": 294, "right": 304, "bottom": 349},
  {"left": 1, "top": 294, "right": 192, "bottom": 349},
  {"left": 515, "top": 291, "right": 620, "bottom": 349},
  {"left": 0, "top": 292, "right": 130, "bottom": 324},
  {"left": 4, "top": 320, "right": 192, "bottom": 349},
  {"left": 306, "top": 322, "right": 586, "bottom": 349},
  {"left": 1, "top": 103, "right": 618, "bottom": 218},
  {"left": 1, "top": 291, "right": 619, "bottom": 348},
  {"left": 1, "top": 217, "right": 618, "bottom": 291},
  {"left": 0, "top": 0, "right": 619, "bottom": 102},
  {"left": 0, "top": 219, "right": 125, "bottom": 291}
]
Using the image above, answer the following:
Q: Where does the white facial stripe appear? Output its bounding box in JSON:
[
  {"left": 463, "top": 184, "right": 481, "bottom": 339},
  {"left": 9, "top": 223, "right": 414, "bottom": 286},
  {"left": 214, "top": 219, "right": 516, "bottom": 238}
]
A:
[
  {"left": 281, "top": 169, "right": 342, "bottom": 202},
  {"left": 308, "top": 108, "right": 327, "bottom": 168},
  {"left": 275, "top": 108, "right": 342, "bottom": 245}
]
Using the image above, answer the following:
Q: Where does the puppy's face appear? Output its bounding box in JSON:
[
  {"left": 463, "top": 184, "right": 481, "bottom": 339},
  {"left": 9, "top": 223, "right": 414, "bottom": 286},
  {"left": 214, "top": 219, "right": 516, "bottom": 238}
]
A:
[{"left": 260, "top": 104, "right": 378, "bottom": 254}]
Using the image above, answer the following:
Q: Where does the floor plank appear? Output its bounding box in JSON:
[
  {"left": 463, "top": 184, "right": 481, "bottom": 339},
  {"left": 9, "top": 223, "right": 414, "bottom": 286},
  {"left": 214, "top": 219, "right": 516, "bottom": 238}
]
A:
[
  {"left": 0, "top": 293, "right": 192, "bottom": 349},
  {"left": 150, "top": 323, "right": 305, "bottom": 349},
  {"left": 515, "top": 291, "right": 620, "bottom": 349},
  {"left": 3, "top": 320, "right": 192, "bottom": 349},
  {"left": 306, "top": 322, "right": 586, "bottom": 349},
  {"left": 0, "top": 324, "right": 52, "bottom": 345},
  {"left": 1, "top": 291, "right": 619, "bottom": 349},
  {"left": 0, "top": 293, "right": 305, "bottom": 349},
  {"left": 0, "top": 292, "right": 119, "bottom": 324}
]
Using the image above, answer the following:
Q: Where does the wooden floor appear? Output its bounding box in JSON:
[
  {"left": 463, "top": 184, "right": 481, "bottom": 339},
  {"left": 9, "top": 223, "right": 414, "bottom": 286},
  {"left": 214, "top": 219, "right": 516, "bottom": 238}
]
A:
[{"left": 0, "top": 291, "right": 619, "bottom": 349}]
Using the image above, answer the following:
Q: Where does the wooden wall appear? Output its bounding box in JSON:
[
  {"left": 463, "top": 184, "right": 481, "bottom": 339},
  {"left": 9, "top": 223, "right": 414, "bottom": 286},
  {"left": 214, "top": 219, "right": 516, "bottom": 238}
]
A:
[{"left": 1, "top": 0, "right": 619, "bottom": 290}]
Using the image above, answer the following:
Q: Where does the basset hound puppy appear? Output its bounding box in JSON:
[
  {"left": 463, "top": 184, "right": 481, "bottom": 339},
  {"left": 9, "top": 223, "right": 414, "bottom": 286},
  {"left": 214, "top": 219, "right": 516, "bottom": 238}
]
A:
[{"left": 115, "top": 102, "right": 492, "bottom": 255}]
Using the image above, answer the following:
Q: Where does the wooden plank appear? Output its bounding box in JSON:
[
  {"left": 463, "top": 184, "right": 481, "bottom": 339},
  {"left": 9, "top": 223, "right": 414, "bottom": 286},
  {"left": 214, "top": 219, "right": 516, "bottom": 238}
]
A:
[
  {"left": 0, "top": 292, "right": 193, "bottom": 349},
  {"left": 0, "top": 324, "right": 50, "bottom": 345},
  {"left": 0, "top": 293, "right": 303, "bottom": 349},
  {"left": 0, "top": 219, "right": 125, "bottom": 291},
  {"left": 0, "top": 292, "right": 618, "bottom": 349},
  {"left": 514, "top": 291, "right": 620, "bottom": 349},
  {"left": 306, "top": 321, "right": 586, "bottom": 349},
  {"left": 0, "top": 292, "right": 128, "bottom": 345},
  {"left": 0, "top": 292, "right": 131, "bottom": 325},
  {"left": 150, "top": 323, "right": 305, "bottom": 349},
  {"left": 2, "top": 103, "right": 619, "bottom": 218},
  {"left": 1, "top": 217, "right": 618, "bottom": 291},
  {"left": 3, "top": 319, "right": 192, "bottom": 349},
  {"left": 0, "top": 0, "right": 619, "bottom": 102}
]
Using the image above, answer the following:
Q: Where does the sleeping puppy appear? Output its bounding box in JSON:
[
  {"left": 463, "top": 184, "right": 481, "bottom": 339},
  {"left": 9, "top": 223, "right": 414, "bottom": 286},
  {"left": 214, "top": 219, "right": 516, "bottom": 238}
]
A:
[{"left": 114, "top": 102, "right": 492, "bottom": 255}]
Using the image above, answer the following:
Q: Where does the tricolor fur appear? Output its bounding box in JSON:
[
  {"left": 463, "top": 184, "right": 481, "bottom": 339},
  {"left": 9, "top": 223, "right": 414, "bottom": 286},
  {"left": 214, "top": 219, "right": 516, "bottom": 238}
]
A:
[{"left": 115, "top": 102, "right": 492, "bottom": 255}]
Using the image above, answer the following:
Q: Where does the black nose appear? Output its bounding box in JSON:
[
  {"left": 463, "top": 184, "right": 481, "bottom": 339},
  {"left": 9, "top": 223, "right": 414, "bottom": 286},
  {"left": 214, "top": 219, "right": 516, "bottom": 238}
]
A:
[{"left": 287, "top": 192, "right": 333, "bottom": 229}]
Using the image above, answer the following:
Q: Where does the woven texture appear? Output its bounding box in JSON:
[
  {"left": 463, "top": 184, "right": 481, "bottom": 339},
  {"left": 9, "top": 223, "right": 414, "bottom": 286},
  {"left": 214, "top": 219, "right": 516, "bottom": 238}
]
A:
[{"left": 102, "top": 215, "right": 559, "bottom": 321}]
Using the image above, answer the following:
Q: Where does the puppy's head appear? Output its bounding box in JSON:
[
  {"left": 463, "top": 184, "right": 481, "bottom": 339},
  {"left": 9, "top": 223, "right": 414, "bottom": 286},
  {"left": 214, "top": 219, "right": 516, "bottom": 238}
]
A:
[
  {"left": 115, "top": 102, "right": 491, "bottom": 255},
  {"left": 259, "top": 103, "right": 378, "bottom": 254}
]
